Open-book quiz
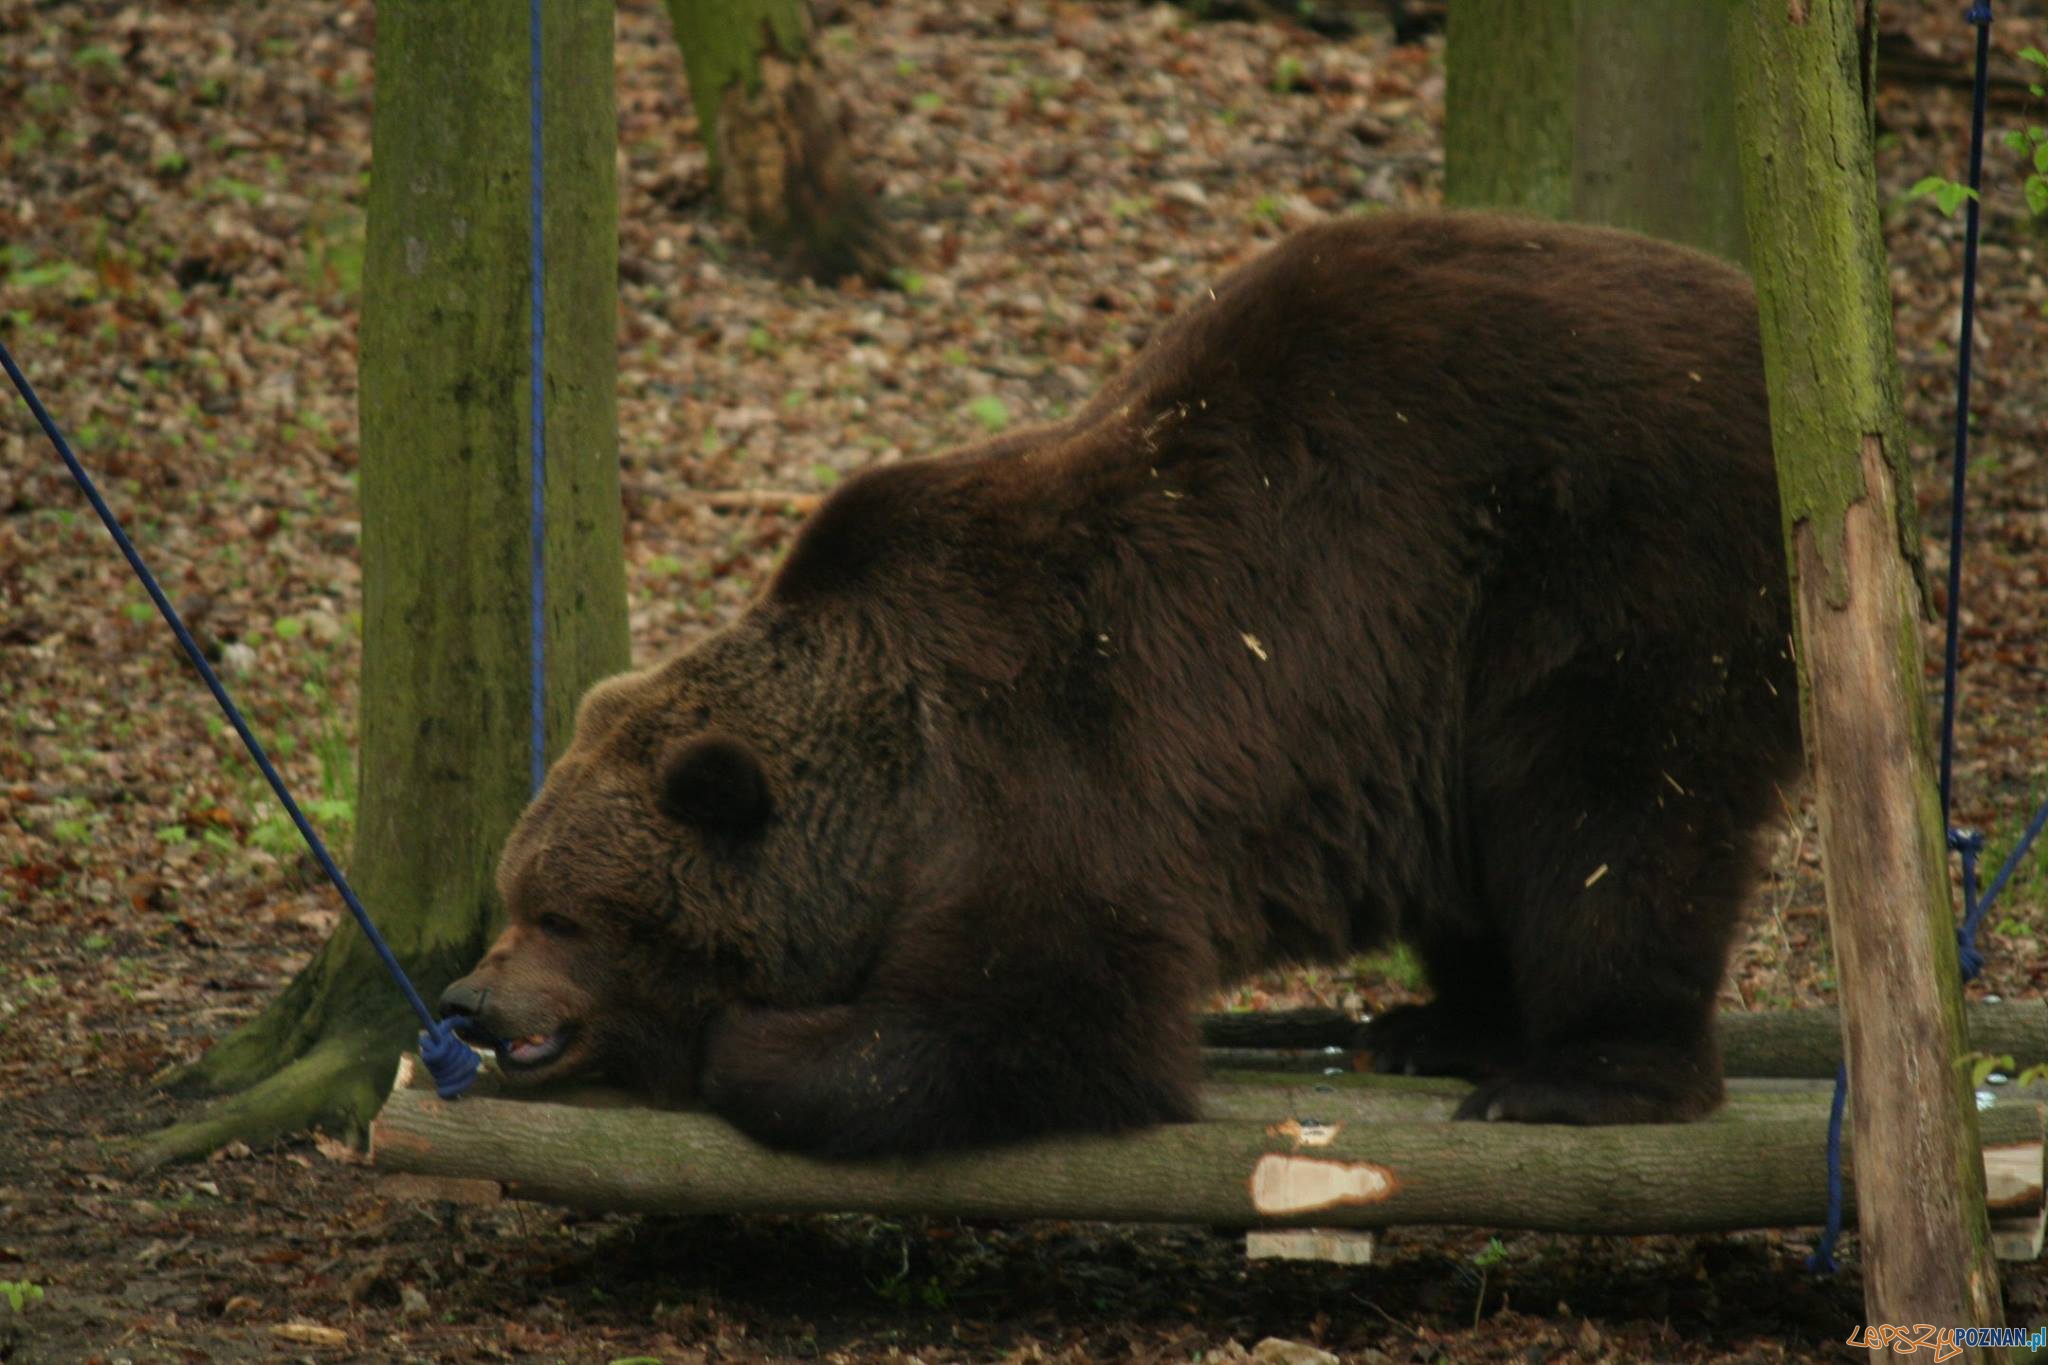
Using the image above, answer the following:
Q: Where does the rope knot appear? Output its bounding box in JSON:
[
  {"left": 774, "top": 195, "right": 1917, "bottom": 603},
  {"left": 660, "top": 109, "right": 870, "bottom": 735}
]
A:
[
  {"left": 1965, "top": 2, "right": 1993, "bottom": 23},
  {"left": 1949, "top": 828, "right": 1986, "bottom": 855},
  {"left": 419, "top": 1020, "right": 481, "bottom": 1099}
]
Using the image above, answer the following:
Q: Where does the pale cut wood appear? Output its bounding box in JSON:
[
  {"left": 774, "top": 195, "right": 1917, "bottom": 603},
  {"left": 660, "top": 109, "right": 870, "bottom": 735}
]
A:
[
  {"left": 375, "top": 1055, "right": 2044, "bottom": 1239},
  {"left": 1245, "top": 1229, "right": 1377, "bottom": 1265}
]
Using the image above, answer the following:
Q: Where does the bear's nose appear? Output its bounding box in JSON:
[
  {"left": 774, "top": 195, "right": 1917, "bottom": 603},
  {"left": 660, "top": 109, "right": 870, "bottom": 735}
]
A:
[{"left": 438, "top": 979, "right": 491, "bottom": 1035}]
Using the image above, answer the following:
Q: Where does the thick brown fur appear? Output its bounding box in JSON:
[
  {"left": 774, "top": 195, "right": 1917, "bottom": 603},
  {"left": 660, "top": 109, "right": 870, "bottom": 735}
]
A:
[{"left": 441, "top": 212, "right": 1801, "bottom": 1156}]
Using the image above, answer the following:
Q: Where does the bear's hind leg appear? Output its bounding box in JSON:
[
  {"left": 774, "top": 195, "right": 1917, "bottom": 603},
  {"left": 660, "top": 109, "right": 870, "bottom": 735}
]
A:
[{"left": 1454, "top": 816, "right": 1745, "bottom": 1124}]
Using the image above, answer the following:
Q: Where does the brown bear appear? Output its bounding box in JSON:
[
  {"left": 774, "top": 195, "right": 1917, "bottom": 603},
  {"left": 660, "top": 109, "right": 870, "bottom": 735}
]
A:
[{"left": 440, "top": 211, "right": 1802, "bottom": 1157}]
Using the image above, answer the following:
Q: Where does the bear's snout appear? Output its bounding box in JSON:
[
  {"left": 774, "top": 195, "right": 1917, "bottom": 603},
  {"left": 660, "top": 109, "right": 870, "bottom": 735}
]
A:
[{"left": 438, "top": 978, "right": 495, "bottom": 1044}]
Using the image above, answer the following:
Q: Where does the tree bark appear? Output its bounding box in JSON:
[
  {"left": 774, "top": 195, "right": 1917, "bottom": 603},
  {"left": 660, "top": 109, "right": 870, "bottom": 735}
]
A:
[
  {"left": 1443, "top": 0, "right": 1575, "bottom": 219},
  {"left": 143, "top": 0, "right": 628, "bottom": 1164},
  {"left": 373, "top": 1056, "right": 2045, "bottom": 1239},
  {"left": 664, "top": 0, "right": 897, "bottom": 283},
  {"left": 1731, "top": 0, "right": 2003, "bottom": 1349},
  {"left": 1200, "top": 1001, "right": 2048, "bottom": 1080},
  {"left": 1445, "top": 0, "right": 1748, "bottom": 265}
]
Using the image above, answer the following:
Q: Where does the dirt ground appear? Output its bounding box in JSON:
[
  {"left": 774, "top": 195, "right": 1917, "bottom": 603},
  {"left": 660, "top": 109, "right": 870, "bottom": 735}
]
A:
[{"left": 4, "top": 0, "right": 2048, "bottom": 1360}]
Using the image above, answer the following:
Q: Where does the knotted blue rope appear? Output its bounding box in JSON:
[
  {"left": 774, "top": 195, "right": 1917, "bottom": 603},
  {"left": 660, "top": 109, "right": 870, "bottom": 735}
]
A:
[
  {"left": 0, "top": 339, "right": 478, "bottom": 1101},
  {"left": 1812, "top": 0, "right": 2042, "bottom": 1274},
  {"left": 528, "top": 0, "right": 548, "bottom": 798}
]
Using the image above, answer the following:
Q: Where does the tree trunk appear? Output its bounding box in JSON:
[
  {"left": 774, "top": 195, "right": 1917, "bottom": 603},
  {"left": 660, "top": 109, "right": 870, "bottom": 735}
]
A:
[
  {"left": 1730, "top": 0, "right": 2003, "bottom": 1349},
  {"left": 1443, "top": 0, "right": 1575, "bottom": 219},
  {"left": 143, "top": 0, "right": 628, "bottom": 1164},
  {"left": 1199, "top": 1001, "right": 2048, "bottom": 1080},
  {"left": 1446, "top": 0, "right": 1748, "bottom": 266},
  {"left": 373, "top": 1055, "right": 2046, "bottom": 1240},
  {"left": 664, "top": 0, "right": 897, "bottom": 283}
]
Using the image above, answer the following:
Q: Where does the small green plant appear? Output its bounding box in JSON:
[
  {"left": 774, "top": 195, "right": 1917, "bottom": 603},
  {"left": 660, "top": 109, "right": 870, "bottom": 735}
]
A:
[
  {"left": 1358, "top": 942, "right": 1425, "bottom": 993},
  {"left": 812, "top": 462, "right": 842, "bottom": 490},
  {"left": 1272, "top": 54, "right": 1307, "bottom": 94},
  {"left": 967, "top": 395, "right": 1010, "bottom": 433},
  {"left": 1907, "top": 175, "right": 1979, "bottom": 218},
  {"left": 2006, "top": 49, "right": 2048, "bottom": 215},
  {"left": 1, "top": 1280, "right": 43, "bottom": 1313},
  {"left": 912, "top": 91, "right": 944, "bottom": 114},
  {"left": 1470, "top": 1236, "right": 1508, "bottom": 1327}
]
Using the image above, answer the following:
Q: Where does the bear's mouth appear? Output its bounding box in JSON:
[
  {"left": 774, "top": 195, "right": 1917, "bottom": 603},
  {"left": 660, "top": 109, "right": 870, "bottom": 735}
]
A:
[{"left": 496, "top": 1023, "right": 578, "bottom": 1074}]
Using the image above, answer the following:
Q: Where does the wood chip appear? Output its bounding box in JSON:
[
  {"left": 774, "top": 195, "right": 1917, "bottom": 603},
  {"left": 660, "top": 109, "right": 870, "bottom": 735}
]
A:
[{"left": 270, "top": 1321, "right": 348, "bottom": 1347}]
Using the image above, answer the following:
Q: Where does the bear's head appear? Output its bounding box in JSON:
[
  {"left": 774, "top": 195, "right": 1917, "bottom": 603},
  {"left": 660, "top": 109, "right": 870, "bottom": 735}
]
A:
[{"left": 437, "top": 604, "right": 925, "bottom": 1098}]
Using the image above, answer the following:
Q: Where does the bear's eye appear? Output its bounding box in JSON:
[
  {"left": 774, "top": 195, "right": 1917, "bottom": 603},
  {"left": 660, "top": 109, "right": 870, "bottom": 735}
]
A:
[{"left": 537, "top": 913, "right": 581, "bottom": 940}]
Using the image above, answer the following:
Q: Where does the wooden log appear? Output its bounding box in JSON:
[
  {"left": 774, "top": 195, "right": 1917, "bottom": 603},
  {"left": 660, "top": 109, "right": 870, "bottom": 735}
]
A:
[
  {"left": 371, "top": 1055, "right": 2044, "bottom": 1238},
  {"left": 1199, "top": 1000, "right": 2048, "bottom": 1080},
  {"left": 1204, "top": 1071, "right": 1872, "bottom": 1126}
]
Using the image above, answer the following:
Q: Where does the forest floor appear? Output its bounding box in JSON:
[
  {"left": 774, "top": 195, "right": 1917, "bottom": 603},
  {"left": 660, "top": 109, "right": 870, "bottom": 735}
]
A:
[{"left": 4, "top": 0, "right": 2048, "bottom": 1360}]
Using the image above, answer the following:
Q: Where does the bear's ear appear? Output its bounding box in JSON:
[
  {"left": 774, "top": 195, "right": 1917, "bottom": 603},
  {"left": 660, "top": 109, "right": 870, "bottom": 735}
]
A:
[{"left": 658, "top": 733, "right": 771, "bottom": 833}]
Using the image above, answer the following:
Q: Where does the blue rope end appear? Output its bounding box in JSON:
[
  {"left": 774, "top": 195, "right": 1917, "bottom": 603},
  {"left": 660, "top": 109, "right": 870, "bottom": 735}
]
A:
[
  {"left": 419, "top": 1020, "right": 480, "bottom": 1100},
  {"left": 1805, "top": 1247, "right": 1840, "bottom": 1275},
  {"left": 1957, "top": 934, "right": 1986, "bottom": 981},
  {"left": 1965, "top": 2, "right": 1992, "bottom": 23}
]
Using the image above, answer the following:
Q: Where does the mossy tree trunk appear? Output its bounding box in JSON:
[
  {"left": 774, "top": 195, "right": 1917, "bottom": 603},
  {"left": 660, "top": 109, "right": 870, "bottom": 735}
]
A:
[
  {"left": 1446, "top": 0, "right": 1748, "bottom": 266},
  {"left": 1443, "top": 0, "right": 1575, "bottom": 220},
  {"left": 663, "top": 0, "right": 898, "bottom": 282},
  {"left": 1730, "top": 0, "right": 2003, "bottom": 1350},
  {"left": 143, "top": 0, "right": 629, "bottom": 1164}
]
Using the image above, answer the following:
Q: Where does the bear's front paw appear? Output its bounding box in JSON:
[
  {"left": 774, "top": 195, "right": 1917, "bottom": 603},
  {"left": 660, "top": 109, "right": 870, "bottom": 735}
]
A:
[{"left": 1361, "top": 1002, "right": 1516, "bottom": 1079}]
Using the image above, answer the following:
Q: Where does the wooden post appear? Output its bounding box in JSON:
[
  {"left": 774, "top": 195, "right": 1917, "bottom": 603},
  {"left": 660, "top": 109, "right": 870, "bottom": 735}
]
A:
[{"left": 1729, "top": 0, "right": 2004, "bottom": 1349}]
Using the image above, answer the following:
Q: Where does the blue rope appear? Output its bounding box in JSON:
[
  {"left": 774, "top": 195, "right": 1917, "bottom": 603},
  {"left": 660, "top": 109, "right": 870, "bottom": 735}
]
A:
[
  {"left": 1954, "top": 829, "right": 1989, "bottom": 980},
  {"left": 528, "top": 0, "right": 548, "bottom": 798},
  {"left": 0, "top": 339, "right": 478, "bottom": 1102},
  {"left": 1808, "top": 1063, "right": 1850, "bottom": 1274}
]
